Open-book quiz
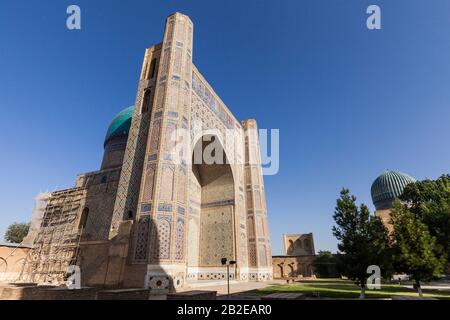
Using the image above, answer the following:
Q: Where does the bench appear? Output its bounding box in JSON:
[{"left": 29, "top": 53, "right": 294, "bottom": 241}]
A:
[
  {"left": 261, "top": 292, "right": 306, "bottom": 300},
  {"left": 166, "top": 290, "right": 217, "bottom": 300}
]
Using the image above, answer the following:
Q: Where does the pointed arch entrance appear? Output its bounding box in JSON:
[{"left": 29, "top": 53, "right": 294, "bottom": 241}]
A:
[{"left": 187, "top": 135, "right": 236, "bottom": 271}]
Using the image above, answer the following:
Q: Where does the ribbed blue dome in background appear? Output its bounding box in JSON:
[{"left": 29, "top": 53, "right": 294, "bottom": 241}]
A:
[
  {"left": 371, "top": 170, "right": 416, "bottom": 210},
  {"left": 104, "top": 106, "right": 134, "bottom": 147}
]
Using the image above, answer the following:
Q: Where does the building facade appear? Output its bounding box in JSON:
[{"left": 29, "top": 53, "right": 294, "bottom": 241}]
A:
[
  {"left": 14, "top": 12, "right": 272, "bottom": 291},
  {"left": 283, "top": 233, "right": 315, "bottom": 256},
  {"left": 0, "top": 243, "right": 31, "bottom": 283},
  {"left": 272, "top": 234, "right": 317, "bottom": 279}
]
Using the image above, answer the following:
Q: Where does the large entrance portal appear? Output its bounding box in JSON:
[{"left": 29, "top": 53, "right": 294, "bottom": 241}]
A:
[{"left": 188, "top": 136, "right": 235, "bottom": 277}]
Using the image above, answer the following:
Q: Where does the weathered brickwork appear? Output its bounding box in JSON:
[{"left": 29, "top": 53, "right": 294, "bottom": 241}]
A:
[
  {"left": 272, "top": 255, "right": 317, "bottom": 279},
  {"left": 283, "top": 233, "right": 315, "bottom": 256}
]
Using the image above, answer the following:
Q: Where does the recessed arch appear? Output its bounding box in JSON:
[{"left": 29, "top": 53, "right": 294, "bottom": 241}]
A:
[
  {"left": 287, "top": 264, "right": 295, "bottom": 277},
  {"left": 278, "top": 264, "right": 284, "bottom": 278},
  {"left": 304, "top": 238, "right": 310, "bottom": 249},
  {"left": 190, "top": 134, "right": 236, "bottom": 268},
  {"left": 287, "top": 240, "right": 294, "bottom": 255},
  {"left": 0, "top": 257, "right": 7, "bottom": 273}
]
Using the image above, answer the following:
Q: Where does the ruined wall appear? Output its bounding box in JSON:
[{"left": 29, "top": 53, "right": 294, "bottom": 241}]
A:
[
  {"left": 20, "top": 188, "right": 86, "bottom": 284},
  {"left": 20, "top": 165, "right": 123, "bottom": 286},
  {"left": 0, "top": 244, "right": 31, "bottom": 283},
  {"left": 22, "top": 193, "right": 51, "bottom": 247},
  {"left": 272, "top": 255, "right": 317, "bottom": 279},
  {"left": 283, "top": 233, "right": 315, "bottom": 256},
  {"left": 75, "top": 167, "right": 122, "bottom": 241}
]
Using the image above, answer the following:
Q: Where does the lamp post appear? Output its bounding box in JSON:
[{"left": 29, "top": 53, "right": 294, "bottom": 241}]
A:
[{"left": 221, "top": 258, "right": 236, "bottom": 299}]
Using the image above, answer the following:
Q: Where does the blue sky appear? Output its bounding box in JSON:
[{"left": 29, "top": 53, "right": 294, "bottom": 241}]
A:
[{"left": 1, "top": 0, "right": 450, "bottom": 254}]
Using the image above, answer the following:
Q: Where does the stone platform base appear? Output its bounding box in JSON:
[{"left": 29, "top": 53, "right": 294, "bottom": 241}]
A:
[
  {"left": 98, "top": 288, "right": 151, "bottom": 300},
  {"left": 0, "top": 284, "right": 97, "bottom": 300},
  {"left": 185, "top": 280, "right": 240, "bottom": 289},
  {"left": 261, "top": 292, "right": 306, "bottom": 300},
  {"left": 167, "top": 290, "right": 217, "bottom": 300}
]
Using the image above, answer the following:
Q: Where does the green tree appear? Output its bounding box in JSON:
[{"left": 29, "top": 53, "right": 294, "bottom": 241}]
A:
[
  {"left": 4, "top": 222, "right": 30, "bottom": 243},
  {"left": 400, "top": 175, "right": 450, "bottom": 263},
  {"left": 390, "top": 200, "right": 446, "bottom": 297},
  {"left": 314, "top": 250, "right": 337, "bottom": 278},
  {"left": 332, "top": 189, "right": 391, "bottom": 298}
]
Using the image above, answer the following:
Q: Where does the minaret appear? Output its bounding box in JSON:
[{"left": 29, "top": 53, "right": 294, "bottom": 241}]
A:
[
  {"left": 142, "top": 12, "right": 193, "bottom": 289},
  {"left": 242, "top": 119, "right": 273, "bottom": 280},
  {"left": 111, "top": 12, "right": 194, "bottom": 290}
]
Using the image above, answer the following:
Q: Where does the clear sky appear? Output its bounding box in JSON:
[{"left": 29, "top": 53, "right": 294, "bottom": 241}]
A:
[{"left": 1, "top": 0, "right": 450, "bottom": 254}]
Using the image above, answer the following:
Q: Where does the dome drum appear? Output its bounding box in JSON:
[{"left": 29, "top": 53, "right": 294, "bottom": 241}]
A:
[{"left": 101, "top": 106, "right": 134, "bottom": 170}]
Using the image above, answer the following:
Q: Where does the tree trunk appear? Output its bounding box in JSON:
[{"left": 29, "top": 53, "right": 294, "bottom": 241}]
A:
[
  {"left": 416, "top": 280, "right": 423, "bottom": 297},
  {"left": 359, "top": 285, "right": 366, "bottom": 299}
]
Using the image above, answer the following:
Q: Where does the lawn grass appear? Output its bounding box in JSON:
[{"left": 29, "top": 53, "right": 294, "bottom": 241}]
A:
[{"left": 256, "top": 278, "right": 450, "bottom": 300}]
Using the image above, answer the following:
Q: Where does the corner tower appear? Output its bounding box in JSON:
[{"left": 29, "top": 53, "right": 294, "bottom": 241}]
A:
[{"left": 243, "top": 119, "right": 273, "bottom": 280}]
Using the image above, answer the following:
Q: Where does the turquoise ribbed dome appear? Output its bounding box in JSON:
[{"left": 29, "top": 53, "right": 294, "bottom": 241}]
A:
[
  {"left": 104, "top": 106, "right": 134, "bottom": 146},
  {"left": 371, "top": 170, "right": 416, "bottom": 210}
]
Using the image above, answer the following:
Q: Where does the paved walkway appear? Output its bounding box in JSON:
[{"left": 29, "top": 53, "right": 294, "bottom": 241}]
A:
[
  {"left": 183, "top": 280, "right": 285, "bottom": 296},
  {"left": 402, "top": 279, "right": 450, "bottom": 292},
  {"left": 403, "top": 284, "right": 450, "bottom": 291}
]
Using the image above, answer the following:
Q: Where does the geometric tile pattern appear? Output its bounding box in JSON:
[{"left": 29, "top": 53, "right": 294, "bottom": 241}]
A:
[
  {"left": 174, "top": 219, "right": 184, "bottom": 260},
  {"left": 153, "top": 216, "right": 171, "bottom": 260},
  {"left": 134, "top": 216, "right": 150, "bottom": 261},
  {"left": 199, "top": 206, "right": 233, "bottom": 267}
]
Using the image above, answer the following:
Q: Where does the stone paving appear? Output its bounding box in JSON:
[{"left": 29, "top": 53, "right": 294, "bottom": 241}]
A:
[
  {"left": 403, "top": 284, "right": 450, "bottom": 291},
  {"left": 183, "top": 280, "right": 286, "bottom": 298}
]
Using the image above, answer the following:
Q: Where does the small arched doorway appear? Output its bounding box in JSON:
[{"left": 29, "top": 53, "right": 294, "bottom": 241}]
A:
[
  {"left": 278, "top": 264, "right": 284, "bottom": 278},
  {"left": 287, "top": 263, "right": 295, "bottom": 277}
]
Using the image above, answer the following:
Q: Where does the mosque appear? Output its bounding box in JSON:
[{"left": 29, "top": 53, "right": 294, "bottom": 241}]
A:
[
  {"left": 271, "top": 170, "right": 418, "bottom": 280},
  {"left": 0, "top": 12, "right": 428, "bottom": 298},
  {"left": 371, "top": 170, "right": 417, "bottom": 232},
  {"left": 0, "top": 12, "right": 273, "bottom": 292}
]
